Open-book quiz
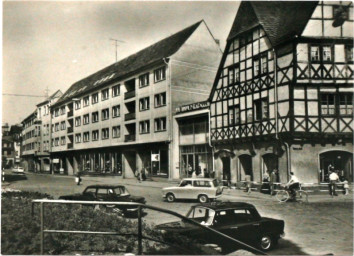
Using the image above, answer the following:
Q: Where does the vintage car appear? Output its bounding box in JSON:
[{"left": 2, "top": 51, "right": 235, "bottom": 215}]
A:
[
  {"left": 162, "top": 178, "right": 223, "bottom": 203},
  {"left": 156, "top": 202, "right": 285, "bottom": 251},
  {"left": 12, "top": 166, "right": 25, "bottom": 174},
  {"left": 59, "top": 184, "right": 146, "bottom": 215}
]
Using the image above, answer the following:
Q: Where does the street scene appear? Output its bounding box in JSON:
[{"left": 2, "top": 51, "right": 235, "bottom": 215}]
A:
[{"left": 2, "top": 1, "right": 354, "bottom": 255}]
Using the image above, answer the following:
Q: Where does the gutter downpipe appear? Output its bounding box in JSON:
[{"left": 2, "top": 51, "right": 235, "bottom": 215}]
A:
[
  {"left": 163, "top": 58, "right": 173, "bottom": 180},
  {"left": 273, "top": 49, "right": 291, "bottom": 180},
  {"left": 208, "top": 110, "right": 215, "bottom": 177}
]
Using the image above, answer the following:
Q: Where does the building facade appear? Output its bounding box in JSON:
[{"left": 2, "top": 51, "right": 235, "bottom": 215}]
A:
[
  {"left": 209, "top": 1, "right": 353, "bottom": 184},
  {"left": 50, "top": 21, "right": 221, "bottom": 178}
]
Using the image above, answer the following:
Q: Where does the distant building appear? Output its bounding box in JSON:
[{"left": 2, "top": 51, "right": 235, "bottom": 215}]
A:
[
  {"left": 21, "top": 111, "right": 39, "bottom": 171},
  {"left": 2, "top": 124, "right": 22, "bottom": 169},
  {"left": 209, "top": 1, "right": 353, "bottom": 184},
  {"left": 49, "top": 20, "right": 221, "bottom": 178}
]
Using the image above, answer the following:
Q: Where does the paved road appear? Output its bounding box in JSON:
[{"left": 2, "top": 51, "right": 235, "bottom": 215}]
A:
[{"left": 2, "top": 172, "right": 353, "bottom": 255}]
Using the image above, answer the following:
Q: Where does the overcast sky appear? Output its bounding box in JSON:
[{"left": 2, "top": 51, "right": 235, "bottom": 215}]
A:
[{"left": 2, "top": 1, "right": 240, "bottom": 125}]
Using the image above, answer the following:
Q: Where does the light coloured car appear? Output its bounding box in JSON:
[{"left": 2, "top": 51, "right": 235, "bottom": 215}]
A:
[
  {"left": 12, "top": 166, "right": 24, "bottom": 174},
  {"left": 162, "top": 178, "right": 223, "bottom": 203}
]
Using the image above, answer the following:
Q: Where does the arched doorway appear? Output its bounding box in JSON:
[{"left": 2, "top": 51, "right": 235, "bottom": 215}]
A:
[
  {"left": 262, "top": 153, "right": 279, "bottom": 181},
  {"left": 221, "top": 156, "right": 231, "bottom": 185},
  {"left": 238, "top": 155, "right": 253, "bottom": 181},
  {"left": 319, "top": 151, "right": 353, "bottom": 182}
]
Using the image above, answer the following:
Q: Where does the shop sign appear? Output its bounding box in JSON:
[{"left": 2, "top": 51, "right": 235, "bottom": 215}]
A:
[
  {"left": 151, "top": 154, "right": 160, "bottom": 161},
  {"left": 176, "top": 101, "right": 210, "bottom": 114},
  {"left": 53, "top": 159, "right": 60, "bottom": 163}
]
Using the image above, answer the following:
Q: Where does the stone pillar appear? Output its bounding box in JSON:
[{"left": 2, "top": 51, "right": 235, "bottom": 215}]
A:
[{"left": 66, "top": 157, "right": 74, "bottom": 176}]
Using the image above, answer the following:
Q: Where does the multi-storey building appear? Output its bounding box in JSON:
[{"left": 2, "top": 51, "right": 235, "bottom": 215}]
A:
[
  {"left": 21, "top": 111, "right": 40, "bottom": 171},
  {"left": 35, "top": 90, "right": 62, "bottom": 172},
  {"left": 50, "top": 21, "right": 221, "bottom": 178},
  {"left": 209, "top": 1, "right": 353, "bottom": 184}
]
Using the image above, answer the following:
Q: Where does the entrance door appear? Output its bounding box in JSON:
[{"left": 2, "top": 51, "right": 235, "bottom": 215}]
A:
[
  {"left": 262, "top": 153, "right": 278, "bottom": 180},
  {"left": 238, "top": 155, "right": 253, "bottom": 181},
  {"left": 221, "top": 157, "right": 231, "bottom": 185},
  {"left": 319, "top": 151, "right": 353, "bottom": 182}
]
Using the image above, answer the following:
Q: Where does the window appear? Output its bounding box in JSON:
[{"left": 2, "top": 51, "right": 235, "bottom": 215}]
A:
[
  {"left": 101, "top": 88, "right": 109, "bottom": 100},
  {"left": 254, "top": 98, "right": 269, "bottom": 121},
  {"left": 51, "top": 125, "right": 54, "bottom": 133},
  {"left": 228, "top": 68, "right": 234, "bottom": 85},
  {"left": 112, "top": 84, "right": 120, "bottom": 97},
  {"left": 60, "top": 121, "right": 66, "bottom": 130},
  {"left": 92, "top": 93, "right": 98, "bottom": 104},
  {"left": 228, "top": 105, "right": 240, "bottom": 125},
  {"left": 154, "top": 92, "right": 166, "bottom": 107},
  {"left": 102, "top": 128, "right": 109, "bottom": 139},
  {"left": 75, "top": 117, "right": 81, "bottom": 127},
  {"left": 55, "top": 138, "right": 59, "bottom": 146},
  {"left": 139, "top": 73, "right": 149, "bottom": 87},
  {"left": 83, "top": 96, "right": 90, "bottom": 107},
  {"left": 139, "top": 120, "right": 150, "bottom": 134},
  {"left": 60, "top": 136, "right": 66, "bottom": 145},
  {"left": 154, "top": 117, "right": 166, "bottom": 132},
  {"left": 154, "top": 67, "right": 166, "bottom": 82},
  {"left": 139, "top": 97, "right": 150, "bottom": 111},
  {"left": 83, "top": 114, "right": 90, "bottom": 125},
  {"left": 60, "top": 106, "right": 66, "bottom": 115},
  {"left": 261, "top": 55, "right": 268, "bottom": 74},
  {"left": 311, "top": 46, "right": 320, "bottom": 62},
  {"left": 54, "top": 108, "right": 59, "bottom": 117},
  {"left": 339, "top": 94, "right": 353, "bottom": 115},
  {"left": 92, "top": 130, "right": 99, "bottom": 141},
  {"left": 55, "top": 123, "right": 59, "bottom": 132},
  {"left": 112, "top": 105, "right": 120, "bottom": 118},
  {"left": 322, "top": 46, "right": 332, "bottom": 62},
  {"left": 253, "top": 58, "right": 260, "bottom": 76},
  {"left": 101, "top": 108, "right": 109, "bottom": 120},
  {"left": 112, "top": 126, "right": 121, "bottom": 138},
  {"left": 235, "top": 67, "right": 240, "bottom": 82},
  {"left": 92, "top": 112, "right": 99, "bottom": 123},
  {"left": 321, "top": 94, "right": 336, "bottom": 116},
  {"left": 75, "top": 133, "right": 81, "bottom": 143},
  {"left": 74, "top": 100, "right": 81, "bottom": 110},
  {"left": 346, "top": 45, "right": 353, "bottom": 62},
  {"left": 83, "top": 132, "right": 90, "bottom": 142}
]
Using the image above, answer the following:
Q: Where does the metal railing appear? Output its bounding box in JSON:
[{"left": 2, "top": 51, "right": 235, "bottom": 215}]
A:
[
  {"left": 124, "top": 134, "right": 136, "bottom": 142},
  {"left": 31, "top": 199, "right": 267, "bottom": 255},
  {"left": 124, "top": 112, "right": 136, "bottom": 121},
  {"left": 124, "top": 90, "right": 136, "bottom": 100}
]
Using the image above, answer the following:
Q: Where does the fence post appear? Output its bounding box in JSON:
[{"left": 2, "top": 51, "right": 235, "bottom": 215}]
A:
[
  {"left": 138, "top": 205, "right": 142, "bottom": 255},
  {"left": 40, "top": 202, "right": 44, "bottom": 255}
]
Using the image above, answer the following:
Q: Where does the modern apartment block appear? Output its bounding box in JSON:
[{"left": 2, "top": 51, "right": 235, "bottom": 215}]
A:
[
  {"left": 21, "top": 90, "right": 62, "bottom": 172},
  {"left": 50, "top": 21, "right": 221, "bottom": 178},
  {"left": 209, "top": 1, "right": 353, "bottom": 184}
]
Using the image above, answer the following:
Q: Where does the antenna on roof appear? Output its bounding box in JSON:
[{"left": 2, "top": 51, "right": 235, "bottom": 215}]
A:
[{"left": 110, "top": 38, "right": 126, "bottom": 62}]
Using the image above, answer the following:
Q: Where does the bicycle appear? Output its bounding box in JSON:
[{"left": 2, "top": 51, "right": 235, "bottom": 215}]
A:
[{"left": 276, "top": 183, "right": 308, "bottom": 203}]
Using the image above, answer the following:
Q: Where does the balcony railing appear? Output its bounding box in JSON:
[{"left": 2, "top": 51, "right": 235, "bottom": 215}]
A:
[
  {"left": 67, "top": 127, "right": 73, "bottom": 133},
  {"left": 67, "top": 143, "right": 73, "bottom": 149},
  {"left": 124, "top": 90, "right": 136, "bottom": 100},
  {"left": 124, "top": 134, "right": 136, "bottom": 142},
  {"left": 125, "top": 112, "right": 136, "bottom": 121}
]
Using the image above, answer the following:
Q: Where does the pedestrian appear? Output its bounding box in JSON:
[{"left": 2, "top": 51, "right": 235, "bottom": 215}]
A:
[
  {"left": 191, "top": 170, "right": 197, "bottom": 178},
  {"left": 135, "top": 168, "right": 141, "bottom": 183},
  {"left": 75, "top": 172, "right": 82, "bottom": 185},
  {"left": 269, "top": 169, "right": 278, "bottom": 196},
  {"left": 244, "top": 175, "right": 252, "bottom": 194},
  {"left": 188, "top": 165, "right": 193, "bottom": 176},
  {"left": 329, "top": 170, "right": 339, "bottom": 196},
  {"left": 141, "top": 167, "right": 146, "bottom": 181},
  {"left": 343, "top": 180, "right": 349, "bottom": 195}
]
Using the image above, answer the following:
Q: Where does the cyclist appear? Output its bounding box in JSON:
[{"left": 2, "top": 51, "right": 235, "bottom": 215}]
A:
[{"left": 285, "top": 172, "right": 300, "bottom": 200}]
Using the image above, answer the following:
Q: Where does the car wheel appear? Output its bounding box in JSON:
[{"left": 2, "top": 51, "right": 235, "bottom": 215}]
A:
[
  {"left": 166, "top": 193, "right": 175, "bottom": 202},
  {"left": 198, "top": 194, "right": 209, "bottom": 203},
  {"left": 259, "top": 234, "right": 274, "bottom": 251}
]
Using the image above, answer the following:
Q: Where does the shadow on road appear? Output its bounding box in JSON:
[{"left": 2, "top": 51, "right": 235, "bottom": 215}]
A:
[{"left": 271, "top": 239, "right": 309, "bottom": 255}]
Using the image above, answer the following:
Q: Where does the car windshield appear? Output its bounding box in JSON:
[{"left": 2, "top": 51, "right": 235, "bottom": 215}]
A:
[
  {"left": 212, "top": 179, "right": 219, "bottom": 187},
  {"left": 179, "top": 180, "right": 192, "bottom": 187},
  {"left": 186, "top": 206, "right": 215, "bottom": 226},
  {"left": 114, "top": 187, "right": 130, "bottom": 196}
]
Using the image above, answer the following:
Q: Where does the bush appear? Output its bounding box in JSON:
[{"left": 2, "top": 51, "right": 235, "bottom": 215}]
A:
[{"left": 1, "top": 191, "right": 216, "bottom": 255}]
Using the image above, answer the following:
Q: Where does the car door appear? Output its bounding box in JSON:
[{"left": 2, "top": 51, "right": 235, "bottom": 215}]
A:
[
  {"left": 176, "top": 180, "right": 193, "bottom": 199},
  {"left": 211, "top": 210, "right": 242, "bottom": 245},
  {"left": 96, "top": 188, "right": 109, "bottom": 201},
  {"left": 82, "top": 187, "right": 97, "bottom": 201},
  {"left": 232, "top": 209, "right": 261, "bottom": 243}
]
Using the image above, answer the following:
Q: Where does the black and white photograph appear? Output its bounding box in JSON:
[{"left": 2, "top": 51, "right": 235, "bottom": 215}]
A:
[{"left": 1, "top": 1, "right": 353, "bottom": 255}]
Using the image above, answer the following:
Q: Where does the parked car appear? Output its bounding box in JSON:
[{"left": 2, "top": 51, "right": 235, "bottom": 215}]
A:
[
  {"left": 59, "top": 184, "right": 146, "bottom": 215},
  {"left": 156, "top": 202, "right": 285, "bottom": 251},
  {"left": 162, "top": 178, "right": 223, "bottom": 203},
  {"left": 12, "top": 166, "right": 24, "bottom": 174}
]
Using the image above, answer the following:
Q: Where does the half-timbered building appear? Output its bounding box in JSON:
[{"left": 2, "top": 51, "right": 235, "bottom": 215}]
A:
[{"left": 209, "top": 1, "right": 353, "bottom": 184}]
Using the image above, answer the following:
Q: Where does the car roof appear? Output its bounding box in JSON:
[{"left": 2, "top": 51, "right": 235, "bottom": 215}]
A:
[
  {"left": 192, "top": 202, "right": 256, "bottom": 211},
  {"left": 181, "top": 178, "right": 216, "bottom": 181},
  {"left": 85, "top": 184, "right": 125, "bottom": 189}
]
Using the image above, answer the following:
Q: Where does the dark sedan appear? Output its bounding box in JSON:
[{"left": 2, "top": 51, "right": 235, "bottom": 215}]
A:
[
  {"left": 59, "top": 184, "right": 146, "bottom": 216},
  {"left": 156, "top": 202, "right": 285, "bottom": 252}
]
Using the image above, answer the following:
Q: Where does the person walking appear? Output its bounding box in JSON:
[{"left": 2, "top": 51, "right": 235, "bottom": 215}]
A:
[
  {"left": 135, "top": 168, "right": 141, "bottom": 183},
  {"left": 329, "top": 170, "right": 340, "bottom": 196},
  {"left": 269, "top": 169, "right": 278, "bottom": 196},
  {"left": 75, "top": 172, "right": 82, "bottom": 185}
]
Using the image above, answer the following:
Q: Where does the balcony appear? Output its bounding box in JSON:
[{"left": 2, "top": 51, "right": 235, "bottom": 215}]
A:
[
  {"left": 125, "top": 112, "right": 136, "bottom": 121},
  {"left": 67, "top": 111, "right": 73, "bottom": 117},
  {"left": 124, "top": 134, "right": 136, "bottom": 142},
  {"left": 67, "top": 143, "right": 73, "bottom": 149},
  {"left": 124, "top": 90, "right": 136, "bottom": 100},
  {"left": 67, "top": 127, "right": 73, "bottom": 133}
]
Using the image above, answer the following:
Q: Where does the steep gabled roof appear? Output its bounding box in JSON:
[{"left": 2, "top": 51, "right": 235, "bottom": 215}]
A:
[
  {"left": 54, "top": 20, "right": 203, "bottom": 106},
  {"left": 228, "top": 1, "right": 318, "bottom": 46}
]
